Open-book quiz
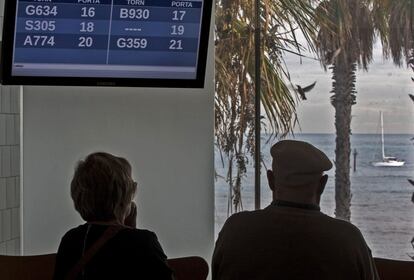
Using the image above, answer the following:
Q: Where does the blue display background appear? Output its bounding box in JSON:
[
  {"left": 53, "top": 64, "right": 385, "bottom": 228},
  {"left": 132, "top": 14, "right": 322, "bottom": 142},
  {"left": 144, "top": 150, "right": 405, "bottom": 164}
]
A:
[
  {"left": 13, "top": 0, "right": 203, "bottom": 75},
  {"left": 14, "top": 48, "right": 197, "bottom": 66},
  {"left": 16, "top": 19, "right": 201, "bottom": 37},
  {"left": 18, "top": 0, "right": 202, "bottom": 8},
  {"left": 17, "top": 4, "right": 201, "bottom": 22}
]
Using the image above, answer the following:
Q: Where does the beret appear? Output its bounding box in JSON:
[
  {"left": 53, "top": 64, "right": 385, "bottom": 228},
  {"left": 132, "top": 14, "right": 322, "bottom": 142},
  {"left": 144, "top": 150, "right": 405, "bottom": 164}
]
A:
[{"left": 270, "top": 140, "right": 332, "bottom": 187}]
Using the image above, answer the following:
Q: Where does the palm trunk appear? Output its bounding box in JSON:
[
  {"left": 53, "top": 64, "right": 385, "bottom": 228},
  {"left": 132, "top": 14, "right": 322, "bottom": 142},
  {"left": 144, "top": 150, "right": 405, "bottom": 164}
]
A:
[{"left": 331, "top": 56, "right": 356, "bottom": 221}]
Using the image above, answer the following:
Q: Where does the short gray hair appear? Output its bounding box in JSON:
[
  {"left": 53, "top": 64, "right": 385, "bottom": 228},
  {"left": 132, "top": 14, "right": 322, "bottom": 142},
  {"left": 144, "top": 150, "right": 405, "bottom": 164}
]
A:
[{"left": 71, "top": 152, "right": 136, "bottom": 223}]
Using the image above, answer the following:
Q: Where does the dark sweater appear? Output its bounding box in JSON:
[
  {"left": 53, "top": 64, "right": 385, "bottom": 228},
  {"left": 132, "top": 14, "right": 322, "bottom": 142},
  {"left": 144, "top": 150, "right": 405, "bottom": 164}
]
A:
[
  {"left": 53, "top": 224, "right": 173, "bottom": 280},
  {"left": 213, "top": 205, "right": 379, "bottom": 280}
]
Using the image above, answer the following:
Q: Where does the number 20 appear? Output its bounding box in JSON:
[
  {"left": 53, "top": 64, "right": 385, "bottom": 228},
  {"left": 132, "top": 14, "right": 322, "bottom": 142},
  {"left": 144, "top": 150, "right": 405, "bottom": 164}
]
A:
[{"left": 78, "top": 36, "right": 93, "bottom": 47}]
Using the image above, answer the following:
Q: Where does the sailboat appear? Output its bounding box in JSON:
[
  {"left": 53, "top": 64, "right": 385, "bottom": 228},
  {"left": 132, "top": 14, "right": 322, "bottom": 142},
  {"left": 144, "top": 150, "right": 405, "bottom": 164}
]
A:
[{"left": 372, "top": 111, "right": 405, "bottom": 167}]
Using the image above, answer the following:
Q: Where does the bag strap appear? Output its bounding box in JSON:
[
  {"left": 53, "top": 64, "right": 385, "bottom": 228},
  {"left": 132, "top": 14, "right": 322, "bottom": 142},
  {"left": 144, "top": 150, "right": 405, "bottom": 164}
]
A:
[{"left": 65, "top": 225, "right": 124, "bottom": 280}]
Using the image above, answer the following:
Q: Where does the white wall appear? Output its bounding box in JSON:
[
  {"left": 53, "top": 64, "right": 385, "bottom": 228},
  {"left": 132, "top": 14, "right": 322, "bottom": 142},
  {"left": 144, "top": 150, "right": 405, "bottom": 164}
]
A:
[{"left": 22, "top": 27, "right": 215, "bottom": 261}]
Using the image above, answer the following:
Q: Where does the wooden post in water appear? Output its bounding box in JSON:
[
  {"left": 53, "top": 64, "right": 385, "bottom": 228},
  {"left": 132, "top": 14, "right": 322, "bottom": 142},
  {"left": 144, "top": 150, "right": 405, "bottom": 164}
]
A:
[{"left": 353, "top": 149, "right": 358, "bottom": 172}]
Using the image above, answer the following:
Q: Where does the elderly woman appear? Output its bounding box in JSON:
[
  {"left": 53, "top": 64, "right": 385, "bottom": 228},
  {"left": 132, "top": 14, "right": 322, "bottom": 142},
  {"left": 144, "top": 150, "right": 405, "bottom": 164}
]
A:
[{"left": 53, "top": 152, "right": 173, "bottom": 280}]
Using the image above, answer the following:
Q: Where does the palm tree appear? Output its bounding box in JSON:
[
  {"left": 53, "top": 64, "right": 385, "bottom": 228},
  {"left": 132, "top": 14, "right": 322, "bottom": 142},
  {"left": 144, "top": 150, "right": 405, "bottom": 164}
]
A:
[
  {"left": 215, "top": 0, "right": 318, "bottom": 214},
  {"left": 378, "top": 0, "right": 414, "bottom": 67},
  {"left": 371, "top": 0, "right": 414, "bottom": 258},
  {"left": 374, "top": 0, "right": 414, "bottom": 192},
  {"left": 313, "top": 0, "right": 376, "bottom": 221}
]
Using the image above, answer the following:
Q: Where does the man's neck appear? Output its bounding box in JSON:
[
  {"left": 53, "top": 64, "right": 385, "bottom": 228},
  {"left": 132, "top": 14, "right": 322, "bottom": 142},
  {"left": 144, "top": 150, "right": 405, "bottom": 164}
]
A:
[
  {"left": 274, "top": 192, "right": 319, "bottom": 206},
  {"left": 271, "top": 199, "right": 320, "bottom": 211}
]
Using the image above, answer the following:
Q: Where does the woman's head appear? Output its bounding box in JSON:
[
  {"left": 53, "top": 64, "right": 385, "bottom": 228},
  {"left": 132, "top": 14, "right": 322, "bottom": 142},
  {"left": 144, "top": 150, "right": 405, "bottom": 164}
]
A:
[{"left": 71, "top": 152, "right": 137, "bottom": 223}]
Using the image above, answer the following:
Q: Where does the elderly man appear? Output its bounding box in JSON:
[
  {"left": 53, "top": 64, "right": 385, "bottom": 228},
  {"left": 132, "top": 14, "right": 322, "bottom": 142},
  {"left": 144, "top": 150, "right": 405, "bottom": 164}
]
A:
[{"left": 212, "top": 140, "right": 379, "bottom": 280}]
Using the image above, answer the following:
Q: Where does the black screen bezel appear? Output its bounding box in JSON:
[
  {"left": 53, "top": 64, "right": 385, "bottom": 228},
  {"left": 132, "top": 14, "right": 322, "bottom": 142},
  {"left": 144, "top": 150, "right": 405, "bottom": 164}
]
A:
[{"left": 0, "top": 0, "right": 212, "bottom": 88}]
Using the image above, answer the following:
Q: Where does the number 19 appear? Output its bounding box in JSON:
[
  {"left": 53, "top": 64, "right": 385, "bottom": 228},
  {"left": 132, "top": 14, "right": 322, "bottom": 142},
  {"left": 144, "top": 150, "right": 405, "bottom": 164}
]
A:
[{"left": 171, "top": 25, "right": 184, "bottom": 35}]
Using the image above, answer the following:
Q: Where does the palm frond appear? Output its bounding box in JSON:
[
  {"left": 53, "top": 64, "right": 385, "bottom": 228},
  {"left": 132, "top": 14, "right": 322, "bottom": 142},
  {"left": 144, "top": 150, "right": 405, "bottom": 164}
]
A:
[{"left": 215, "top": 0, "right": 317, "bottom": 213}]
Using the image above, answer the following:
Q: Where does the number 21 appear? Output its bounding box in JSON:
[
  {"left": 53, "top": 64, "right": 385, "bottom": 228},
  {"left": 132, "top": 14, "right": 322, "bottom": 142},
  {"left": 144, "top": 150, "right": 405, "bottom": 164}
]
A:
[{"left": 169, "top": 39, "right": 183, "bottom": 50}]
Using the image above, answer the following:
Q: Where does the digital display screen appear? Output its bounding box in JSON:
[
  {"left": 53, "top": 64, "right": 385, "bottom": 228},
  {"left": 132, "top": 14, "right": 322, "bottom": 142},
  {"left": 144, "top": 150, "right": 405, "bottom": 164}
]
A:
[{"left": 1, "top": 0, "right": 212, "bottom": 87}]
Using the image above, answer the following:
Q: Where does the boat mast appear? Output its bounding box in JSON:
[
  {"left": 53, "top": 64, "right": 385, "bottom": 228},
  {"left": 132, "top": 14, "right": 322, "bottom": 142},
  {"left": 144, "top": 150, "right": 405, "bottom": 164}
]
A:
[{"left": 380, "top": 111, "right": 385, "bottom": 159}]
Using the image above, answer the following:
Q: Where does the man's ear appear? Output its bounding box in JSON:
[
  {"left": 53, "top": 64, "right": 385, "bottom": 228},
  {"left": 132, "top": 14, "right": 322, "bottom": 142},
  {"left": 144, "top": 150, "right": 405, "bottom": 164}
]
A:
[
  {"left": 267, "top": 170, "right": 275, "bottom": 192},
  {"left": 318, "top": 174, "right": 328, "bottom": 195}
]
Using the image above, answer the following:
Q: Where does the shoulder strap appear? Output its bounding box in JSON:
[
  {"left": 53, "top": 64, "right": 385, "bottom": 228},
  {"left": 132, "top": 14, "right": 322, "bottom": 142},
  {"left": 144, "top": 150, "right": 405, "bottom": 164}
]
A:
[{"left": 65, "top": 225, "right": 124, "bottom": 280}]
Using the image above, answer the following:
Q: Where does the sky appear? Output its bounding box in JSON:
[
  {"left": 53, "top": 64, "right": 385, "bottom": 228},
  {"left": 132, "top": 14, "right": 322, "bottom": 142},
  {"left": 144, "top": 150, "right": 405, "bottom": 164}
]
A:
[{"left": 284, "top": 41, "right": 414, "bottom": 134}]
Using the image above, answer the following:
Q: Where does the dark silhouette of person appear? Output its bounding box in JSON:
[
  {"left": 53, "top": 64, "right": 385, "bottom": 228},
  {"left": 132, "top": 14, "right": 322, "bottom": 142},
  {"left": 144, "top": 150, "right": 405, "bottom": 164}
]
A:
[
  {"left": 212, "top": 140, "right": 379, "bottom": 280},
  {"left": 53, "top": 152, "right": 173, "bottom": 280}
]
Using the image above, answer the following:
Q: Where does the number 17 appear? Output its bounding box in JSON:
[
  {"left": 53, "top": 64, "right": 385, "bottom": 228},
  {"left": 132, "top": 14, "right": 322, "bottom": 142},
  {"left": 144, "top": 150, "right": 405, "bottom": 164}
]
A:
[{"left": 172, "top": 10, "right": 186, "bottom": 21}]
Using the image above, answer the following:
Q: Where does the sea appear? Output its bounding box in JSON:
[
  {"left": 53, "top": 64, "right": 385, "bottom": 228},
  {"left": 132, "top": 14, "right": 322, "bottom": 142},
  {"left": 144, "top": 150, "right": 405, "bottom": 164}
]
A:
[{"left": 215, "top": 134, "right": 414, "bottom": 260}]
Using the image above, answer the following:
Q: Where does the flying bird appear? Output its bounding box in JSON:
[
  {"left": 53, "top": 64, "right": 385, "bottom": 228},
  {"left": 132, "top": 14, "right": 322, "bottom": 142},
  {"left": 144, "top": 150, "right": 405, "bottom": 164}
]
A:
[
  {"left": 296, "top": 81, "right": 317, "bottom": 100},
  {"left": 409, "top": 94, "right": 414, "bottom": 102},
  {"left": 409, "top": 179, "right": 414, "bottom": 187}
]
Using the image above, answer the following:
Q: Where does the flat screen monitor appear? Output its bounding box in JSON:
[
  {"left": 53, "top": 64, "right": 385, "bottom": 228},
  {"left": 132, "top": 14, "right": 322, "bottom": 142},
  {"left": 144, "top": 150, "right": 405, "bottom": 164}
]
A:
[{"left": 0, "top": 0, "right": 212, "bottom": 87}]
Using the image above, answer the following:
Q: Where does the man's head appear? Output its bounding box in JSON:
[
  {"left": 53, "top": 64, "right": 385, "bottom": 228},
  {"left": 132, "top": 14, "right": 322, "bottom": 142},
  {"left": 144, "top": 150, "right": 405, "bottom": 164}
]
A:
[{"left": 267, "top": 140, "right": 332, "bottom": 205}]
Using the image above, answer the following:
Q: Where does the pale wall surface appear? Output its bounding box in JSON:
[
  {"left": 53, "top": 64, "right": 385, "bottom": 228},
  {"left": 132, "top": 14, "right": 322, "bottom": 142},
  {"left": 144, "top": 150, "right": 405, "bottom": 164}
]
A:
[{"left": 21, "top": 27, "right": 215, "bottom": 262}]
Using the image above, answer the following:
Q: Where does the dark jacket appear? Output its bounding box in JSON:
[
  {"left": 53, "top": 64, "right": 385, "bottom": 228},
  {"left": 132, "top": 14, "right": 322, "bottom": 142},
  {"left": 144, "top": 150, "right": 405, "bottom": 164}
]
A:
[
  {"left": 212, "top": 205, "right": 379, "bottom": 280},
  {"left": 53, "top": 224, "right": 173, "bottom": 280}
]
